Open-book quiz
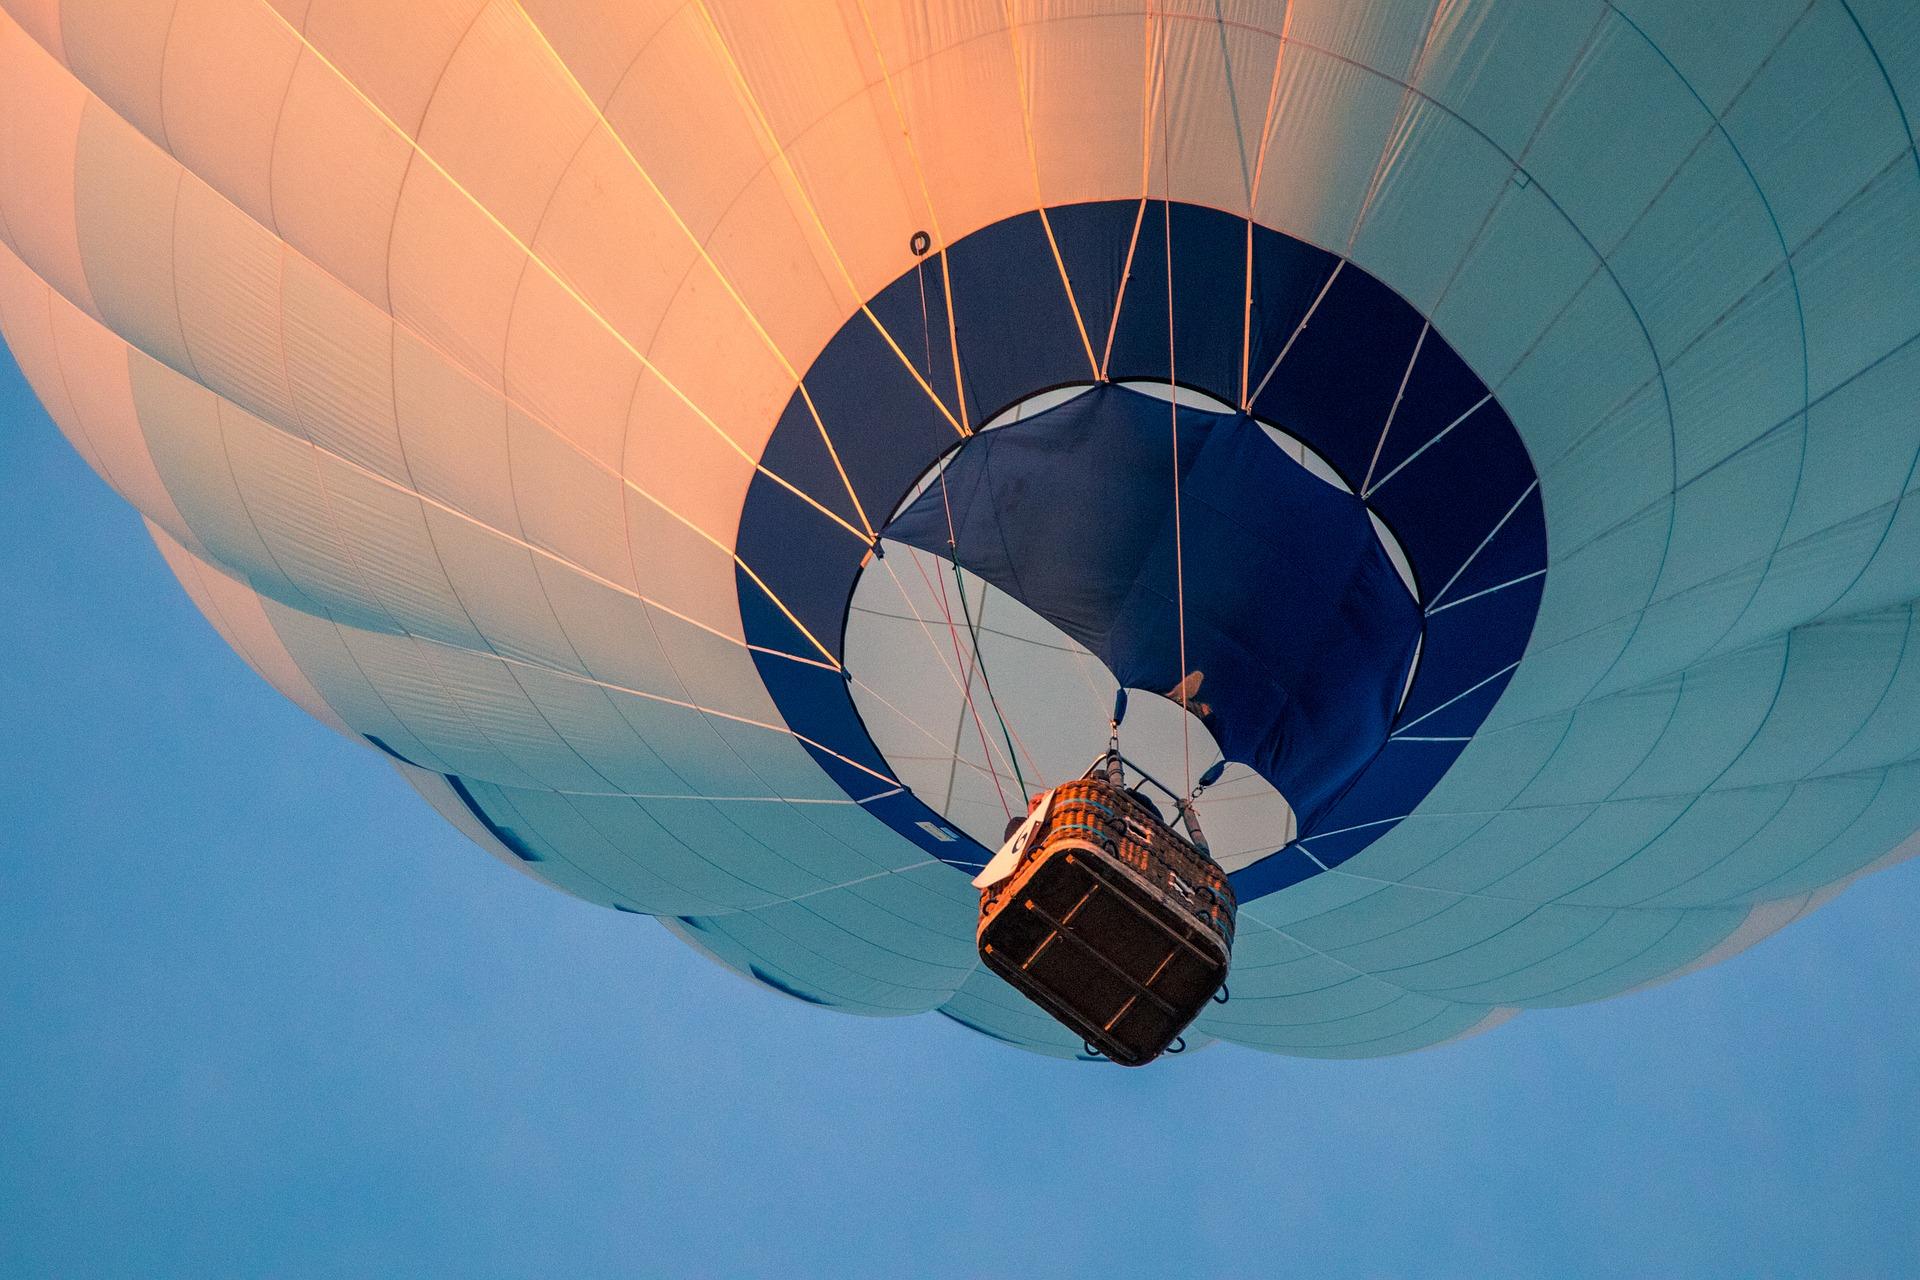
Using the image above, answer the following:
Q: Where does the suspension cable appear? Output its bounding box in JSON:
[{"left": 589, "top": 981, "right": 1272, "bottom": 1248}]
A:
[
  {"left": 1158, "top": 26, "right": 1193, "bottom": 797},
  {"left": 937, "top": 471, "right": 1029, "bottom": 800}
]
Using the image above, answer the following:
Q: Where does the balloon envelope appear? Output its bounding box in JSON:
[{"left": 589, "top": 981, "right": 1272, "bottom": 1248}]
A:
[{"left": 3, "top": 0, "right": 1918, "bottom": 1058}]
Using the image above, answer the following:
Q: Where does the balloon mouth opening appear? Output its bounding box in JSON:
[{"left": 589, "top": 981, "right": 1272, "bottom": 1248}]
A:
[
  {"left": 840, "top": 380, "right": 1436, "bottom": 859},
  {"left": 844, "top": 539, "right": 1298, "bottom": 865},
  {"left": 736, "top": 198, "right": 1545, "bottom": 900}
]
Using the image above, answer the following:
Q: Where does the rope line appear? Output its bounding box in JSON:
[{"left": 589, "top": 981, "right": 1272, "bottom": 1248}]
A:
[
  {"left": 1156, "top": 12, "right": 1194, "bottom": 796},
  {"left": 941, "top": 511, "right": 1030, "bottom": 800},
  {"left": 1000, "top": 0, "right": 1102, "bottom": 380},
  {"left": 1240, "top": 0, "right": 1298, "bottom": 408},
  {"left": 846, "top": 0, "right": 976, "bottom": 436},
  {"left": 1099, "top": 8, "right": 1168, "bottom": 380},
  {"left": 873, "top": 545, "right": 1028, "bottom": 788},
  {"left": 1363, "top": 321, "right": 1430, "bottom": 494},
  {"left": 923, "top": 540, "right": 1015, "bottom": 821},
  {"left": 846, "top": 654, "right": 1027, "bottom": 792},
  {"left": 506, "top": 0, "right": 876, "bottom": 540},
  {"left": 254, "top": 1, "right": 875, "bottom": 547},
  {"left": 690, "top": 0, "right": 969, "bottom": 438}
]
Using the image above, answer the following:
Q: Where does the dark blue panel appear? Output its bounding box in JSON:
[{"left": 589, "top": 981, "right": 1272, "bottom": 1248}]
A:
[
  {"left": 1306, "top": 739, "right": 1468, "bottom": 858},
  {"left": 1245, "top": 235, "right": 1344, "bottom": 393},
  {"left": 737, "top": 575, "right": 884, "bottom": 781},
  {"left": 1104, "top": 203, "right": 1247, "bottom": 396},
  {"left": 1297, "top": 812, "right": 1424, "bottom": 870},
  {"left": 943, "top": 210, "right": 1096, "bottom": 422},
  {"left": 1400, "top": 570, "right": 1547, "bottom": 728},
  {"left": 1047, "top": 200, "right": 1155, "bottom": 364},
  {"left": 762, "top": 311, "right": 954, "bottom": 558},
  {"left": 749, "top": 395, "right": 867, "bottom": 540},
  {"left": 1359, "top": 334, "right": 1500, "bottom": 493},
  {"left": 1165, "top": 202, "right": 1253, "bottom": 397},
  {"left": 1091, "top": 199, "right": 1172, "bottom": 385},
  {"left": 1424, "top": 485, "right": 1548, "bottom": 608},
  {"left": 1229, "top": 844, "right": 1332, "bottom": 898},
  {"left": 734, "top": 493, "right": 859, "bottom": 656},
  {"left": 1394, "top": 664, "right": 1523, "bottom": 740},
  {"left": 1248, "top": 265, "right": 1428, "bottom": 485},
  {"left": 867, "top": 250, "right": 966, "bottom": 415}
]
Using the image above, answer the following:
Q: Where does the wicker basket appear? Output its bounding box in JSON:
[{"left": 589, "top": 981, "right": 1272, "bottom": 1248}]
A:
[{"left": 977, "top": 777, "right": 1236, "bottom": 1065}]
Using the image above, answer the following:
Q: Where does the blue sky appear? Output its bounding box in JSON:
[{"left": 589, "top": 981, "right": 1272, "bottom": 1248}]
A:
[{"left": 2, "top": 343, "right": 1917, "bottom": 1278}]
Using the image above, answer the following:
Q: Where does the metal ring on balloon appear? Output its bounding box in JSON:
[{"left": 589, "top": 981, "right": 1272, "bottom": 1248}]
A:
[{"left": 737, "top": 200, "right": 1545, "bottom": 903}]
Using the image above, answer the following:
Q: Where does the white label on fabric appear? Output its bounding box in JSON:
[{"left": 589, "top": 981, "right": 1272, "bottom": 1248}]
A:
[{"left": 971, "top": 788, "right": 1057, "bottom": 890}]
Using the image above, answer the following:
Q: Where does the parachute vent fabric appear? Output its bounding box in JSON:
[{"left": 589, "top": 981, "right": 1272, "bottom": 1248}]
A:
[
  {"left": 884, "top": 383, "right": 1422, "bottom": 830},
  {"left": 4, "top": 0, "right": 1920, "bottom": 1059}
]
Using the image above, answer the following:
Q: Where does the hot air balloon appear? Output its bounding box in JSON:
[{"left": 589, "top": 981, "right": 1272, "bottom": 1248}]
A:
[{"left": 3, "top": 0, "right": 1918, "bottom": 1059}]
